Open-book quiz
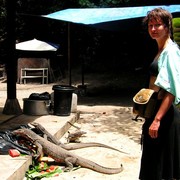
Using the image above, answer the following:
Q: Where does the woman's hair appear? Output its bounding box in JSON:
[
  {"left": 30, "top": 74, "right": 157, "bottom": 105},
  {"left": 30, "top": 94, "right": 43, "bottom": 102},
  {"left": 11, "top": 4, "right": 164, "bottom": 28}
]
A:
[{"left": 143, "top": 8, "right": 173, "bottom": 36}]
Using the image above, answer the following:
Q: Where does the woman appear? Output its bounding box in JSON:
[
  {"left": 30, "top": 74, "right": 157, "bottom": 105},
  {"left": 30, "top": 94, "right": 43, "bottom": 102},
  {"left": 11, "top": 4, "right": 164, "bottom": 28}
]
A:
[{"left": 139, "top": 8, "right": 180, "bottom": 180}]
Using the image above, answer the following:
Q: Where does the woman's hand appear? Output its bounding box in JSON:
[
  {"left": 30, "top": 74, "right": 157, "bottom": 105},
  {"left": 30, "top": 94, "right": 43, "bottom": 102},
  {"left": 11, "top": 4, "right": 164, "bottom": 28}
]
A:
[{"left": 149, "top": 119, "right": 160, "bottom": 138}]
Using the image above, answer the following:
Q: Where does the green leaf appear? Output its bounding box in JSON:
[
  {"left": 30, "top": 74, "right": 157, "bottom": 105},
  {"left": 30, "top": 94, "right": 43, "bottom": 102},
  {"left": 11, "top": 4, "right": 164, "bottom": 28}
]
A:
[{"left": 26, "top": 162, "right": 63, "bottom": 179}]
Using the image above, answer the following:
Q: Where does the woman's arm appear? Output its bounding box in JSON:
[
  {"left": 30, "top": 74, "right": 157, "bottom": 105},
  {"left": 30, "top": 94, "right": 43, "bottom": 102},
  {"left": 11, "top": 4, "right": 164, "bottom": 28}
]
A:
[{"left": 148, "top": 91, "right": 175, "bottom": 138}]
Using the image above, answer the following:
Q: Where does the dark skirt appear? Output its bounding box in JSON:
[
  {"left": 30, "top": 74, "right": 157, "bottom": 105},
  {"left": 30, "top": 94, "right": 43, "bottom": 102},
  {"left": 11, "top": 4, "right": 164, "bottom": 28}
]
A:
[{"left": 139, "top": 102, "right": 180, "bottom": 180}]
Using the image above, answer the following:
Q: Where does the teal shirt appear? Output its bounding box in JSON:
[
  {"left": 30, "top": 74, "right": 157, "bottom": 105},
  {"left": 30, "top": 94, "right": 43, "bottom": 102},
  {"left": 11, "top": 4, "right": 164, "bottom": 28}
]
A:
[{"left": 155, "top": 40, "right": 180, "bottom": 105}]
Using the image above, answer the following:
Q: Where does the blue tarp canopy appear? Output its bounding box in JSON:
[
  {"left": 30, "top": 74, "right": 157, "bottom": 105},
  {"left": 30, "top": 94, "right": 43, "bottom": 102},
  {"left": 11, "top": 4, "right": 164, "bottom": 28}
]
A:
[
  {"left": 43, "top": 5, "right": 180, "bottom": 85},
  {"left": 44, "top": 5, "right": 180, "bottom": 27}
]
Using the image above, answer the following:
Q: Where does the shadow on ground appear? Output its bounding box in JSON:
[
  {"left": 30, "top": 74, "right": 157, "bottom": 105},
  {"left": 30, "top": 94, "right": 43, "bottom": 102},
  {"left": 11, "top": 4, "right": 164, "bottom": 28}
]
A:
[
  {"left": 77, "top": 87, "right": 138, "bottom": 107},
  {"left": 78, "top": 105, "right": 143, "bottom": 144}
]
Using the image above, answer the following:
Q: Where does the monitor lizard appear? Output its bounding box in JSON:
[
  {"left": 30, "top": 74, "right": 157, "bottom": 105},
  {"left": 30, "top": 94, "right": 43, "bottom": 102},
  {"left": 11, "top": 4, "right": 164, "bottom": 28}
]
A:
[
  {"left": 30, "top": 122, "right": 128, "bottom": 154},
  {"left": 13, "top": 128, "right": 123, "bottom": 174}
]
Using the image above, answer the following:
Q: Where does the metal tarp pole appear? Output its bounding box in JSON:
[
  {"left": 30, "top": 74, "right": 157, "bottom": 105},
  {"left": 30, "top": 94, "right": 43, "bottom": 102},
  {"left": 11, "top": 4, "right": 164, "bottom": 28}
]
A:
[{"left": 68, "top": 22, "right": 71, "bottom": 86}]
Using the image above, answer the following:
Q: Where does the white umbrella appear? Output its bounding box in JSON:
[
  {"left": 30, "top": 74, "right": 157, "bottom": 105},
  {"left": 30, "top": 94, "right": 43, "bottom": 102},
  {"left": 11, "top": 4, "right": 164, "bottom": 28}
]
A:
[{"left": 16, "top": 38, "right": 58, "bottom": 51}]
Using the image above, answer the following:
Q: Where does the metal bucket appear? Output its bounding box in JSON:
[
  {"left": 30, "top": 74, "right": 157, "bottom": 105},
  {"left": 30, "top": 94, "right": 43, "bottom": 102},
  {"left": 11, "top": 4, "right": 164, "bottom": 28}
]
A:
[{"left": 23, "top": 98, "right": 50, "bottom": 115}]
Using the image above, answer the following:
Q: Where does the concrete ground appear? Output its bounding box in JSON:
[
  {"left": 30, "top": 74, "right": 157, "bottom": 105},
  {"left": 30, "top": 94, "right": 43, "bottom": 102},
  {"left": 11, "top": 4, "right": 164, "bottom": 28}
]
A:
[{"left": 55, "top": 105, "right": 143, "bottom": 180}]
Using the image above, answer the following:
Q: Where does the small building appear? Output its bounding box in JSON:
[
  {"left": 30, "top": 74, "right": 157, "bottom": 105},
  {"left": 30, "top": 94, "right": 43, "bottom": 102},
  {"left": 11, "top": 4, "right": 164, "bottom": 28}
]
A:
[{"left": 16, "top": 38, "right": 60, "bottom": 84}]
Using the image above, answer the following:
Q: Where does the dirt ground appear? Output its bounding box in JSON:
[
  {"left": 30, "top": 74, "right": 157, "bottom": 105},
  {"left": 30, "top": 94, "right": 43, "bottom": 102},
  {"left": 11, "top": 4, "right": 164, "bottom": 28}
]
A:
[{"left": 0, "top": 70, "right": 145, "bottom": 180}]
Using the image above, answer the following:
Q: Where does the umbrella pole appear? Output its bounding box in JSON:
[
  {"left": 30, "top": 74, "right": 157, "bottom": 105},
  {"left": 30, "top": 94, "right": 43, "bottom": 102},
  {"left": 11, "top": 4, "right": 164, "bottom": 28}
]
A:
[{"left": 81, "top": 57, "right": 84, "bottom": 86}]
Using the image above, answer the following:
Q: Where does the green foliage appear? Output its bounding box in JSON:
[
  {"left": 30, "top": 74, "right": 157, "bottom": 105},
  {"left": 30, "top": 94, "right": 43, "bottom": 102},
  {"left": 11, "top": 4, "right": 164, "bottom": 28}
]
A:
[
  {"left": 79, "top": 0, "right": 96, "bottom": 7},
  {"left": 0, "top": 0, "right": 6, "bottom": 40},
  {"left": 25, "top": 161, "right": 63, "bottom": 179},
  {"left": 78, "top": 0, "right": 130, "bottom": 7}
]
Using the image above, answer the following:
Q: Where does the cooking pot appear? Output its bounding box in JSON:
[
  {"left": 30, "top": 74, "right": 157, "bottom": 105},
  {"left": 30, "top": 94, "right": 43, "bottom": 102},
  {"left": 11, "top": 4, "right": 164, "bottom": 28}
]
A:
[{"left": 23, "top": 98, "right": 50, "bottom": 115}]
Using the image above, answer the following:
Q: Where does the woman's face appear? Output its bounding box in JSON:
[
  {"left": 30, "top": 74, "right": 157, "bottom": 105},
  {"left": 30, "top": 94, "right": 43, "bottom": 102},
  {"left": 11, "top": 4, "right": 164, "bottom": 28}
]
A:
[{"left": 148, "top": 18, "right": 168, "bottom": 40}]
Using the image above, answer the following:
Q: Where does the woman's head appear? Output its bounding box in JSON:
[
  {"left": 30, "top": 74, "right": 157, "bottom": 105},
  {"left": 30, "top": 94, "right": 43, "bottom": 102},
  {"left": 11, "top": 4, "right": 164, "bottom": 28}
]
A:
[{"left": 143, "top": 8, "right": 173, "bottom": 38}]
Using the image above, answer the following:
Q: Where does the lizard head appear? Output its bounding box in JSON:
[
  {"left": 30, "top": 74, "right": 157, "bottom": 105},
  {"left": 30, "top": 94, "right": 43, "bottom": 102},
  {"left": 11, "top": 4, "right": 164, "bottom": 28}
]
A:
[
  {"left": 30, "top": 122, "right": 38, "bottom": 127},
  {"left": 13, "top": 128, "right": 40, "bottom": 158},
  {"left": 12, "top": 128, "right": 35, "bottom": 142}
]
